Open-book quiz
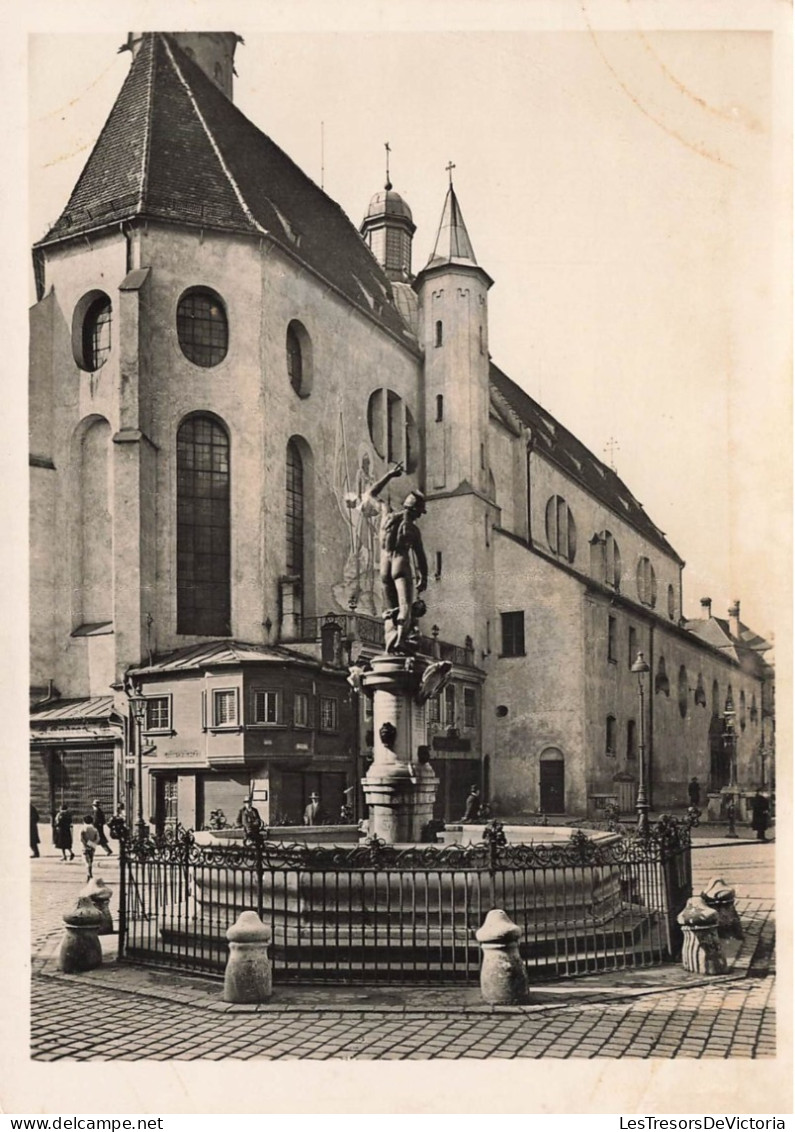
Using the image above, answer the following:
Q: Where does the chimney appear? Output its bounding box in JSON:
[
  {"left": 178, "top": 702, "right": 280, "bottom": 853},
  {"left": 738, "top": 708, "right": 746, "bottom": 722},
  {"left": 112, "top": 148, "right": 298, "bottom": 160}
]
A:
[
  {"left": 728, "top": 600, "right": 741, "bottom": 639},
  {"left": 700, "top": 597, "right": 712, "bottom": 618}
]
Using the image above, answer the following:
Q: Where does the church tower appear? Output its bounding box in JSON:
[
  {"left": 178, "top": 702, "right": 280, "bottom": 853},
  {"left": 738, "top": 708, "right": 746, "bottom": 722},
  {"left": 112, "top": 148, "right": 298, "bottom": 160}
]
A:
[
  {"left": 414, "top": 178, "right": 493, "bottom": 497},
  {"left": 413, "top": 178, "right": 497, "bottom": 658},
  {"left": 359, "top": 149, "right": 416, "bottom": 283}
]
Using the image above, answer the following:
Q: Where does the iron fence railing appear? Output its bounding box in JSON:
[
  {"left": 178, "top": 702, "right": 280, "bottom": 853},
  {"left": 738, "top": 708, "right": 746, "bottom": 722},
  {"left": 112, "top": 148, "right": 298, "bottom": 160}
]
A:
[{"left": 117, "top": 819, "right": 691, "bottom": 984}]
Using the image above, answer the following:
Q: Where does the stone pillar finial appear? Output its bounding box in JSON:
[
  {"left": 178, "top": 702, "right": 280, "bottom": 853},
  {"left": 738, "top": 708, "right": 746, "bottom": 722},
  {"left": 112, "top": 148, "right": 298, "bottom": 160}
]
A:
[
  {"left": 475, "top": 909, "right": 530, "bottom": 1004},
  {"left": 58, "top": 896, "right": 104, "bottom": 973},
  {"left": 223, "top": 911, "right": 273, "bottom": 1003},
  {"left": 677, "top": 897, "right": 727, "bottom": 974}
]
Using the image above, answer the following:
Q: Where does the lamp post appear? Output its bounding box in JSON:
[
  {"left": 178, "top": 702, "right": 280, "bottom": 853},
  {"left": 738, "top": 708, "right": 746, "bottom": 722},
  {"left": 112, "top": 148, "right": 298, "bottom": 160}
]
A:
[
  {"left": 129, "top": 693, "right": 149, "bottom": 841},
  {"left": 724, "top": 707, "right": 738, "bottom": 838},
  {"left": 631, "top": 651, "right": 651, "bottom": 836}
]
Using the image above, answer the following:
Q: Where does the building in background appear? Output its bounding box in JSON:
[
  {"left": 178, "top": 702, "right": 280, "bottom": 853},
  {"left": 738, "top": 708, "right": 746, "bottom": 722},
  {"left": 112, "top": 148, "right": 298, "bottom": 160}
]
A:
[{"left": 29, "top": 32, "right": 773, "bottom": 829}]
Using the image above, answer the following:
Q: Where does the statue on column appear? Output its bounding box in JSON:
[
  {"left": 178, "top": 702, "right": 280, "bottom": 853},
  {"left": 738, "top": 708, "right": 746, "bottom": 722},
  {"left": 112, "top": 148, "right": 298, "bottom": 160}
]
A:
[{"left": 362, "top": 462, "right": 429, "bottom": 653}]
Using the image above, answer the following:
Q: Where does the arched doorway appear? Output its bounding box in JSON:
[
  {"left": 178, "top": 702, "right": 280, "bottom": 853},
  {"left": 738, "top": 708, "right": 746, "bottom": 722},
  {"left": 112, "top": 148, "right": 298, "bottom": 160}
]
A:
[{"left": 539, "top": 748, "right": 565, "bottom": 814}]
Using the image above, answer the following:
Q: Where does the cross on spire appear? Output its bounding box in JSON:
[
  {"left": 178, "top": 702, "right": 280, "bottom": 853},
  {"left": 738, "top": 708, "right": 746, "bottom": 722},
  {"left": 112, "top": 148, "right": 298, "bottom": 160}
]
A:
[
  {"left": 604, "top": 436, "right": 620, "bottom": 472},
  {"left": 445, "top": 160, "right": 456, "bottom": 185},
  {"left": 384, "top": 142, "right": 392, "bottom": 190}
]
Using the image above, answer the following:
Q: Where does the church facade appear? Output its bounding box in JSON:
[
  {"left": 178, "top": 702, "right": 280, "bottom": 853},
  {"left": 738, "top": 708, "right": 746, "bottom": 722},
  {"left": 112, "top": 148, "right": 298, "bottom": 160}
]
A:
[{"left": 29, "top": 32, "right": 773, "bottom": 830}]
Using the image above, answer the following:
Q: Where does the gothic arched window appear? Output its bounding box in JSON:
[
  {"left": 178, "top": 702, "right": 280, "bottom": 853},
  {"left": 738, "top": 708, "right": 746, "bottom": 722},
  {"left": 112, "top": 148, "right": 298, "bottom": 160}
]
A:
[{"left": 177, "top": 414, "right": 231, "bottom": 635}]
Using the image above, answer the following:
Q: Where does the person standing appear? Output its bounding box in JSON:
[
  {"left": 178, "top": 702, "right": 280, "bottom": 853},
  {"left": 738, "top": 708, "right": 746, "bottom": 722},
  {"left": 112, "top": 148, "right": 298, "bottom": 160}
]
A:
[
  {"left": 91, "top": 799, "right": 113, "bottom": 855},
  {"left": 303, "top": 792, "right": 325, "bottom": 826},
  {"left": 687, "top": 777, "right": 701, "bottom": 807},
  {"left": 30, "top": 803, "right": 41, "bottom": 859},
  {"left": 750, "top": 789, "right": 771, "bottom": 842},
  {"left": 461, "top": 786, "right": 481, "bottom": 823},
  {"left": 53, "top": 803, "right": 75, "bottom": 861},
  {"left": 80, "top": 814, "right": 100, "bottom": 878},
  {"left": 236, "top": 797, "right": 263, "bottom": 836}
]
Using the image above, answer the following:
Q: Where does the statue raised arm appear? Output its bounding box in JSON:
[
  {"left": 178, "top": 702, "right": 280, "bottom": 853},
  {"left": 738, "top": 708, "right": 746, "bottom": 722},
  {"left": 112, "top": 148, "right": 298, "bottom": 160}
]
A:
[{"left": 363, "top": 462, "right": 428, "bottom": 652}]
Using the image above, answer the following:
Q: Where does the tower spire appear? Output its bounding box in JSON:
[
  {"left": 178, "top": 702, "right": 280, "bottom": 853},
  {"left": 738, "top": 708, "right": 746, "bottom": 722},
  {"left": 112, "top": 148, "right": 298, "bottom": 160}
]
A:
[{"left": 385, "top": 142, "right": 392, "bottom": 191}]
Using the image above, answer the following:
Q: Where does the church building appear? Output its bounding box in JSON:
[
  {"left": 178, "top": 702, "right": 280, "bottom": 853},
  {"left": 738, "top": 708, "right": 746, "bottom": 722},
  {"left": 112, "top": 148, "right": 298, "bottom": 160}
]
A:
[{"left": 29, "top": 32, "right": 774, "bottom": 830}]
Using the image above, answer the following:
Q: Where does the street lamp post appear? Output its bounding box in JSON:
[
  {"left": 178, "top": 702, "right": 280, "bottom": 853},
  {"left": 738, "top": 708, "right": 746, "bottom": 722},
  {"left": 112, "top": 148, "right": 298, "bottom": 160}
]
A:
[
  {"left": 129, "top": 693, "right": 149, "bottom": 841},
  {"left": 724, "top": 707, "right": 738, "bottom": 839},
  {"left": 631, "top": 651, "right": 651, "bottom": 836}
]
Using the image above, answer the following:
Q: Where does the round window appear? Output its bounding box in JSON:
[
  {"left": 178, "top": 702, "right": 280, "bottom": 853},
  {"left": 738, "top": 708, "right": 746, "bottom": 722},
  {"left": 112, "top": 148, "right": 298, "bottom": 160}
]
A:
[{"left": 177, "top": 288, "right": 228, "bottom": 367}]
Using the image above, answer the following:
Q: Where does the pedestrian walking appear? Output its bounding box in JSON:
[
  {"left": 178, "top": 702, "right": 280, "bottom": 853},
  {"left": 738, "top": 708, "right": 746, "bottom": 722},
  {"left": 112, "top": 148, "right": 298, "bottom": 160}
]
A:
[
  {"left": 52, "top": 803, "right": 75, "bottom": 861},
  {"left": 91, "top": 799, "right": 113, "bottom": 854},
  {"left": 749, "top": 789, "right": 771, "bottom": 842},
  {"left": 80, "top": 815, "right": 100, "bottom": 878},
  {"left": 461, "top": 786, "right": 481, "bottom": 823},
  {"left": 688, "top": 777, "right": 701, "bottom": 807},
  {"left": 30, "top": 802, "right": 41, "bottom": 858}
]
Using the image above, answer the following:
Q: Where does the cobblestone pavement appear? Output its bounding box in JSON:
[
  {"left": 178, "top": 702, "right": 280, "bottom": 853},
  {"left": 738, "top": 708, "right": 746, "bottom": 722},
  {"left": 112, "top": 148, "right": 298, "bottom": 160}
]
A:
[
  {"left": 29, "top": 834, "right": 776, "bottom": 1061},
  {"left": 30, "top": 972, "right": 775, "bottom": 1061}
]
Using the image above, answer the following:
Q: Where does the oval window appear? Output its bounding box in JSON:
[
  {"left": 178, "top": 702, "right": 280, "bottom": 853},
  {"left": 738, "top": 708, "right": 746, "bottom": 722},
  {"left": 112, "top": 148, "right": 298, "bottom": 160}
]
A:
[{"left": 177, "top": 288, "right": 228, "bottom": 367}]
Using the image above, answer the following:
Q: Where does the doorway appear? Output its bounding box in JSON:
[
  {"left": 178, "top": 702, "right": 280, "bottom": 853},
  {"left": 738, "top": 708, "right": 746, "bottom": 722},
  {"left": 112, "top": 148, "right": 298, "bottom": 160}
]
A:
[{"left": 539, "top": 749, "right": 565, "bottom": 813}]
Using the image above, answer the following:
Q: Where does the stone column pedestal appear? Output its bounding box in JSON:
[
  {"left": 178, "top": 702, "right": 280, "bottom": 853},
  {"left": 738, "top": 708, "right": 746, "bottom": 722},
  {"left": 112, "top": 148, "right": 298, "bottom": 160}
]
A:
[
  {"left": 360, "top": 654, "right": 439, "bottom": 844},
  {"left": 58, "top": 896, "right": 104, "bottom": 973},
  {"left": 475, "top": 909, "right": 531, "bottom": 1004},
  {"left": 223, "top": 911, "right": 272, "bottom": 1003},
  {"left": 677, "top": 898, "right": 727, "bottom": 975}
]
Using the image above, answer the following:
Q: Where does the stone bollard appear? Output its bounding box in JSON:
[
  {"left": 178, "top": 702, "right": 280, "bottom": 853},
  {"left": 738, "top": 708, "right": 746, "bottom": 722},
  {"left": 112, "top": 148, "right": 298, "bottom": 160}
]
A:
[
  {"left": 677, "top": 898, "right": 727, "bottom": 975},
  {"left": 701, "top": 877, "right": 743, "bottom": 941},
  {"left": 475, "top": 909, "right": 531, "bottom": 1005},
  {"left": 223, "top": 911, "right": 273, "bottom": 1004},
  {"left": 58, "top": 896, "right": 104, "bottom": 973},
  {"left": 81, "top": 876, "right": 114, "bottom": 935}
]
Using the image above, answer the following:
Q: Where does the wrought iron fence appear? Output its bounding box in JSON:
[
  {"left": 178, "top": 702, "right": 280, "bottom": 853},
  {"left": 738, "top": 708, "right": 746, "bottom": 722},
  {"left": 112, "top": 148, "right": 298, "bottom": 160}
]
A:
[{"left": 118, "top": 819, "right": 691, "bottom": 984}]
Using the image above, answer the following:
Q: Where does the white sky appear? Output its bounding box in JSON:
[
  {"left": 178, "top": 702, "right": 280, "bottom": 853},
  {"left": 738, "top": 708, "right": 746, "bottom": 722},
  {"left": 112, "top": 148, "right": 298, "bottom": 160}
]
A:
[{"left": 23, "top": 4, "right": 792, "bottom": 641}]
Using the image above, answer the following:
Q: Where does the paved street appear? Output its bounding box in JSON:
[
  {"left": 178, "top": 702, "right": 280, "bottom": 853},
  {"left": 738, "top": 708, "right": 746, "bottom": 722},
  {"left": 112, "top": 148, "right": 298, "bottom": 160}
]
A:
[{"left": 29, "top": 830, "right": 776, "bottom": 1061}]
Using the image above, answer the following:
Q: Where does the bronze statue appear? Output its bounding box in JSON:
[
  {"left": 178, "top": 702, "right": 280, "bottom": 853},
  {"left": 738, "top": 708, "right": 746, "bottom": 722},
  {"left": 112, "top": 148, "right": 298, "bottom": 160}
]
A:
[{"left": 362, "top": 462, "right": 428, "bottom": 653}]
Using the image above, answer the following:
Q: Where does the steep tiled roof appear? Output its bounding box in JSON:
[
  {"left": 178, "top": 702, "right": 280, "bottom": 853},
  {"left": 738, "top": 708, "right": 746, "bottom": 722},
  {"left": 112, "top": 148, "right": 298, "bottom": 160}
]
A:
[
  {"left": 37, "top": 34, "right": 414, "bottom": 345},
  {"left": 489, "top": 362, "right": 683, "bottom": 562},
  {"left": 684, "top": 617, "right": 773, "bottom": 666},
  {"left": 128, "top": 639, "right": 322, "bottom": 676}
]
